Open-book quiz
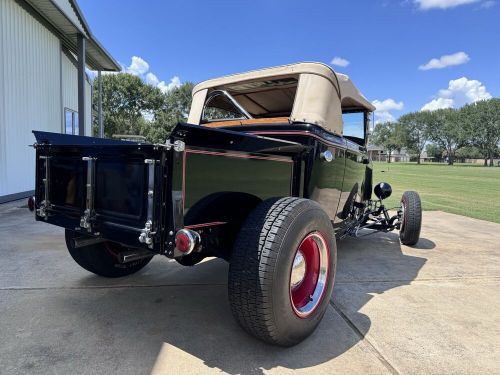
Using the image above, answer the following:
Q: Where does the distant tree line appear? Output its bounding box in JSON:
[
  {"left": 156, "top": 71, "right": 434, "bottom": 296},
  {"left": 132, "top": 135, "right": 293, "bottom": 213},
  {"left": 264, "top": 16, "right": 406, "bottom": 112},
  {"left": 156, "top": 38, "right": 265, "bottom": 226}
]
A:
[
  {"left": 370, "top": 99, "right": 500, "bottom": 166},
  {"left": 92, "top": 73, "right": 500, "bottom": 166},
  {"left": 91, "top": 73, "right": 193, "bottom": 143}
]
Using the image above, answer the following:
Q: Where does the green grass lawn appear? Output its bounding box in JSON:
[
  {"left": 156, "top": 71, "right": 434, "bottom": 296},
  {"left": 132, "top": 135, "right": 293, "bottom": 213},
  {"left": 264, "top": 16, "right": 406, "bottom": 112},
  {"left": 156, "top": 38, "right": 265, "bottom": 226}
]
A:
[{"left": 372, "top": 162, "right": 500, "bottom": 223}]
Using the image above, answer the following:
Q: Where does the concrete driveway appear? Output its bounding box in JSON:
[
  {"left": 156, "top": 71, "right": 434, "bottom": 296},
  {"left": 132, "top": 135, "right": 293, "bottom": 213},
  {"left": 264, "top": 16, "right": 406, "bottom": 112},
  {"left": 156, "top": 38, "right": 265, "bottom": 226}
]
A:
[{"left": 0, "top": 201, "right": 499, "bottom": 375}]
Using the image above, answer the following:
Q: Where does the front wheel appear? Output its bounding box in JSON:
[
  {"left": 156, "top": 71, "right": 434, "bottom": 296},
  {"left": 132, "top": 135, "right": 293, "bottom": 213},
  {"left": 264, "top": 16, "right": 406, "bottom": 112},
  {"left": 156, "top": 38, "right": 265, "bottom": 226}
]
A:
[
  {"left": 399, "top": 191, "right": 422, "bottom": 246},
  {"left": 65, "top": 230, "right": 153, "bottom": 278},
  {"left": 228, "top": 197, "right": 337, "bottom": 346}
]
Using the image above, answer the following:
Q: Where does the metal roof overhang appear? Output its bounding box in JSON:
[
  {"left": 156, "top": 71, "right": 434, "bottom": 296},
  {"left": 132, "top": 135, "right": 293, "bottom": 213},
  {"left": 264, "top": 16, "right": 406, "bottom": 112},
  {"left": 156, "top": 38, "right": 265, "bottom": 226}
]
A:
[{"left": 23, "top": 0, "right": 120, "bottom": 71}]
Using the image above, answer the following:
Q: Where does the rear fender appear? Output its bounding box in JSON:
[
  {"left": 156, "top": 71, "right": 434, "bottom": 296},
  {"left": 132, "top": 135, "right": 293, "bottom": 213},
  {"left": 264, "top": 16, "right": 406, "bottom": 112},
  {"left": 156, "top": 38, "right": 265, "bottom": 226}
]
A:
[{"left": 184, "top": 192, "right": 262, "bottom": 260}]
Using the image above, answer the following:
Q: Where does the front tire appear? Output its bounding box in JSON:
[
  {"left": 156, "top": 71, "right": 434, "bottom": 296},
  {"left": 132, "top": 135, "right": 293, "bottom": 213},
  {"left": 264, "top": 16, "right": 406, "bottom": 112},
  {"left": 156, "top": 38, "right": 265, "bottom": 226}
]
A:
[
  {"left": 399, "top": 191, "right": 422, "bottom": 246},
  {"left": 228, "top": 197, "right": 336, "bottom": 346},
  {"left": 65, "top": 230, "right": 153, "bottom": 278}
]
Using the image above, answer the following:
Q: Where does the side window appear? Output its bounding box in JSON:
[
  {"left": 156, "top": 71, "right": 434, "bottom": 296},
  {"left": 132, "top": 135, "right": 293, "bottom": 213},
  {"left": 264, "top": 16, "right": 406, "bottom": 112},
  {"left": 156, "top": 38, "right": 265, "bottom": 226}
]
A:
[
  {"left": 203, "top": 106, "right": 241, "bottom": 122},
  {"left": 342, "top": 112, "right": 365, "bottom": 140},
  {"left": 64, "top": 108, "right": 79, "bottom": 135},
  {"left": 201, "top": 90, "right": 249, "bottom": 122}
]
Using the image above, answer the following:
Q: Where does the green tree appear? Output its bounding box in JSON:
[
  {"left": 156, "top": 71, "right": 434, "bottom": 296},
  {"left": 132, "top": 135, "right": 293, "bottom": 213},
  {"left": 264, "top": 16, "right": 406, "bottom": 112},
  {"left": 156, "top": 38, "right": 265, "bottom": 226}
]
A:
[
  {"left": 92, "top": 73, "right": 165, "bottom": 138},
  {"left": 370, "top": 121, "right": 404, "bottom": 163},
  {"left": 399, "top": 111, "right": 433, "bottom": 164},
  {"left": 426, "top": 108, "right": 466, "bottom": 165},
  {"left": 455, "top": 146, "right": 483, "bottom": 161},
  {"left": 425, "top": 143, "right": 444, "bottom": 161},
  {"left": 460, "top": 99, "right": 500, "bottom": 166},
  {"left": 92, "top": 74, "right": 195, "bottom": 143},
  {"left": 140, "top": 83, "right": 194, "bottom": 143}
]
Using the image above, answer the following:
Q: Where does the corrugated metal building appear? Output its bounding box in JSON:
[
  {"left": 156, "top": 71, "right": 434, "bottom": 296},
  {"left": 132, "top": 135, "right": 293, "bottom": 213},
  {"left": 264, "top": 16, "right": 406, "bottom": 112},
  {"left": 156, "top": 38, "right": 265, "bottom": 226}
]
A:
[{"left": 0, "top": 0, "right": 120, "bottom": 202}]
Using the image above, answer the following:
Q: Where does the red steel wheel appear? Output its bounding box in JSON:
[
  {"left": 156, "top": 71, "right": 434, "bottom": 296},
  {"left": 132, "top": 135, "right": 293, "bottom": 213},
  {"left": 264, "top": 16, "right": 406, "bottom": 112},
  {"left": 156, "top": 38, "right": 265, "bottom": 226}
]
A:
[
  {"left": 229, "top": 197, "right": 337, "bottom": 346},
  {"left": 289, "top": 232, "right": 330, "bottom": 318}
]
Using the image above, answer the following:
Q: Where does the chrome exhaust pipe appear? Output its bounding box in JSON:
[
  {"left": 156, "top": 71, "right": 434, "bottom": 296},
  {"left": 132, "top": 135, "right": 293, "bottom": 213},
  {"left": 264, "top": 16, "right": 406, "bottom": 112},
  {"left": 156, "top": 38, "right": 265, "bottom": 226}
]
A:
[
  {"left": 118, "top": 250, "right": 155, "bottom": 263},
  {"left": 72, "top": 236, "right": 107, "bottom": 248}
]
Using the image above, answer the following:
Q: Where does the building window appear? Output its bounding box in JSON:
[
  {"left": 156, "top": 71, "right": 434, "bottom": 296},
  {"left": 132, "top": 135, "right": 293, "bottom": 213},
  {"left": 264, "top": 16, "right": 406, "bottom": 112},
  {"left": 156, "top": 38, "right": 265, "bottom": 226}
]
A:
[{"left": 64, "top": 108, "right": 79, "bottom": 135}]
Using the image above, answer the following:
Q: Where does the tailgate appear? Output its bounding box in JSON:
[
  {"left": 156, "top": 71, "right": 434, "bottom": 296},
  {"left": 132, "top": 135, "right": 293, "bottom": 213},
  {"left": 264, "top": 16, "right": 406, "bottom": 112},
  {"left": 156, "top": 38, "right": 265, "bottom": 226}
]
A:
[{"left": 33, "top": 131, "right": 168, "bottom": 252}]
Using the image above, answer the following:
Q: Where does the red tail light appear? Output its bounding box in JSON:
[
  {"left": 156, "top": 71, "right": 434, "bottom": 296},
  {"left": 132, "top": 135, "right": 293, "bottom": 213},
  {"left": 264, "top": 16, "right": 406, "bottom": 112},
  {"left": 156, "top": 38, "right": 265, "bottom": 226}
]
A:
[
  {"left": 175, "top": 229, "right": 199, "bottom": 254},
  {"left": 27, "top": 196, "right": 35, "bottom": 212}
]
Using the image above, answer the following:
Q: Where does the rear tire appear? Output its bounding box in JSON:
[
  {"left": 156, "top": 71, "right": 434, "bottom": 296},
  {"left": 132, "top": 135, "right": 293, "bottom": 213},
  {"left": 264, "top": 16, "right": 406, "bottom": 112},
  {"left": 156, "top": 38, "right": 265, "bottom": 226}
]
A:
[
  {"left": 228, "top": 197, "right": 336, "bottom": 346},
  {"left": 65, "top": 230, "right": 153, "bottom": 278},
  {"left": 399, "top": 191, "right": 422, "bottom": 246}
]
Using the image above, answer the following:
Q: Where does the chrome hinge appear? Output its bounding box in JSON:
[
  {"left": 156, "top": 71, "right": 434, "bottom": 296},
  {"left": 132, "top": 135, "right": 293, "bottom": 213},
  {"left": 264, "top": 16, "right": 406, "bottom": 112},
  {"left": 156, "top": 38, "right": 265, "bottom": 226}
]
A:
[
  {"left": 138, "top": 220, "right": 156, "bottom": 246},
  {"left": 165, "top": 139, "right": 185, "bottom": 152},
  {"left": 37, "top": 200, "right": 49, "bottom": 218},
  {"left": 80, "top": 209, "right": 92, "bottom": 230}
]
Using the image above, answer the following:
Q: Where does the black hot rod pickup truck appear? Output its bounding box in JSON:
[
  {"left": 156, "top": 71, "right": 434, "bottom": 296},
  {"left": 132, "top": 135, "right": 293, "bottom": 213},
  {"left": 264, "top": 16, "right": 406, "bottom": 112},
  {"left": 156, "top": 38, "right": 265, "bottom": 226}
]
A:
[{"left": 30, "top": 62, "right": 422, "bottom": 346}]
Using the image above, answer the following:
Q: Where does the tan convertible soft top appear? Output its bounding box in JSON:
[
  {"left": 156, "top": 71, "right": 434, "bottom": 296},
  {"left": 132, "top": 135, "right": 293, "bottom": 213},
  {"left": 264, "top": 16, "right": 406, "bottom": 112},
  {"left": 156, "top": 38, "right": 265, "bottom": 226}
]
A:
[{"left": 188, "top": 62, "right": 374, "bottom": 135}]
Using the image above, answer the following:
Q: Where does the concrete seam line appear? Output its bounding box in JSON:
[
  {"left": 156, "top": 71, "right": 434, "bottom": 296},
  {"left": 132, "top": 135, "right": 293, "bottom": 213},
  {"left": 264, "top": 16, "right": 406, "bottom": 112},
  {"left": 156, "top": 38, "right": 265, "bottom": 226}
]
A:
[
  {"left": 330, "top": 301, "right": 401, "bottom": 375},
  {"left": 0, "top": 283, "right": 226, "bottom": 291},
  {"left": 336, "top": 276, "right": 500, "bottom": 284}
]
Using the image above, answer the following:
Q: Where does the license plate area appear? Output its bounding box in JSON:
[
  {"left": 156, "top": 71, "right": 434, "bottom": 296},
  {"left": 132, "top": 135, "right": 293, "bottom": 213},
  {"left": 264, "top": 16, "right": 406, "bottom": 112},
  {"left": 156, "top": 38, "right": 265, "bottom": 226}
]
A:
[
  {"left": 34, "top": 144, "right": 165, "bottom": 252},
  {"left": 94, "top": 158, "right": 148, "bottom": 221}
]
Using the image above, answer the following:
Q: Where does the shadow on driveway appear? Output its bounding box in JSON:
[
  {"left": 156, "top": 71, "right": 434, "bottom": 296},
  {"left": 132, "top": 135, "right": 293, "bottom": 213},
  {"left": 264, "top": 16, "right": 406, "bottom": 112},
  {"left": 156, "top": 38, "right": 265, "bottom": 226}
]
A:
[
  {"left": 332, "top": 232, "right": 431, "bottom": 349},
  {"left": 49, "top": 233, "right": 432, "bottom": 374}
]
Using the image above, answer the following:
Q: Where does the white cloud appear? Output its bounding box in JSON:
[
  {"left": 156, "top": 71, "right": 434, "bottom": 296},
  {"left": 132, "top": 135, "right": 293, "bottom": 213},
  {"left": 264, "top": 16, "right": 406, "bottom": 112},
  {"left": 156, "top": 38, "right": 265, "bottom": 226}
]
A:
[
  {"left": 480, "top": 0, "right": 496, "bottom": 7},
  {"left": 145, "top": 72, "right": 160, "bottom": 86},
  {"left": 124, "top": 57, "right": 181, "bottom": 93},
  {"left": 157, "top": 76, "right": 181, "bottom": 93},
  {"left": 421, "top": 77, "right": 491, "bottom": 111},
  {"left": 419, "top": 51, "right": 470, "bottom": 70},
  {"left": 374, "top": 111, "right": 397, "bottom": 123},
  {"left": 415, "top": 0, "right": 481, "bottom": 9},
  {"left": 372, "top": 99, "right": 404, "bottom": 112},
  {"left": 126, "top": 56, "right": 149, "bottom": 76},
  {"left": 372, "top": 98, "right": 404, "bottom": 123},
  {"left": 88, "top": 56, "right": 182, "bottom": 100},
  {"left": 421, "top": 98, "right": 454, "bottom": 111},
  {"left": 331, "top": 57, "right": 350, "bottom": 68}
]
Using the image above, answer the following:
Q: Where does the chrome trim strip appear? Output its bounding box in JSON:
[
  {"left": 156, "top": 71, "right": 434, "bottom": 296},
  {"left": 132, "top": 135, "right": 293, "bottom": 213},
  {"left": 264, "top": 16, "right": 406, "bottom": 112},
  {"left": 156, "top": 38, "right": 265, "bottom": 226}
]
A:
[
  {"left": 248, "top": 130, "right": 346, "bottom": 149},
  {"left": 184, "top": 221, "right": 227, "bottom": 229},
  {"left": 185, "top": 148, "right": 293, "bottom": 163}
]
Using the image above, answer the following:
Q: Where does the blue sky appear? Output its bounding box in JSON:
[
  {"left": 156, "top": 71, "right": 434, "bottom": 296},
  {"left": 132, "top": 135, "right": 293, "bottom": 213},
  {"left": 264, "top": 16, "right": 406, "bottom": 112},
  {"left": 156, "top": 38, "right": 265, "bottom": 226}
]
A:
[{"left": 80, "top": 0, "right": 499, "bottom": 123}]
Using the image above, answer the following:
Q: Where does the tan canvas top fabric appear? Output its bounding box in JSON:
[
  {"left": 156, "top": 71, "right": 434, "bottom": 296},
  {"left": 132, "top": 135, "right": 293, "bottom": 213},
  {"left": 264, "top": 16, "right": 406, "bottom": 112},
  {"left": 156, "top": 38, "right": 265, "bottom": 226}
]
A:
[
  {"left": 188, "top": 62, "right": 374, "bottom": 134},
  {"left": 193, "top": 62, "right": 337, "bottom": 94},
  {"left": 336, "top": 73, "right": 375, "bottom": 111}
]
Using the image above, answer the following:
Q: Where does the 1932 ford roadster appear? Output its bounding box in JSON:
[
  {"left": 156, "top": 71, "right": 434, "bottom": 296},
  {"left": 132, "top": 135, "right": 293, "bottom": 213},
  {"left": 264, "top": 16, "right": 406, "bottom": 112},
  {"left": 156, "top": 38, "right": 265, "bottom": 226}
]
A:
[{"left": 30, "top": 62, "right": 422, "bottom": 346}]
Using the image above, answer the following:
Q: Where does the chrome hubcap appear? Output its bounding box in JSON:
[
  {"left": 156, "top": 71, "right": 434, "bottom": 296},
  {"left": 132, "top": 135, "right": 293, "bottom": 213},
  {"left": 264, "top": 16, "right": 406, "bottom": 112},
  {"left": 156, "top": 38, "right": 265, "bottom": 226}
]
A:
[
  {"left": 291, "top": 250, "right": 306, "bottom": 289},
  {"left": 289, "top": 232, "right": 330, "bottom": 318}
]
